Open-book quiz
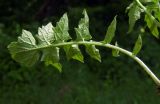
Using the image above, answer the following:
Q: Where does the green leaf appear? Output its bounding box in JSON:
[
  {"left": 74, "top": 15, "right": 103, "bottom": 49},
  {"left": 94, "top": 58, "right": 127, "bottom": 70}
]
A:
[
  {"left": 104, "top": 16, "right": 117, "bottom": 43},
  {"left": 75, "top": 9, "right": 92, "bottom": 41},
  {"left": 37, "top": 23, "right": 62, "bottom": 71},
  {"left": 146, "top": 2, "right": 159, "bottom": 10},
  {"left": 41, "top": 47, "right": 62, "bottom": 72},
  {"left": 127, "top": 3, "right": 142, "bottom": 33},
  {"left": 8, "top": 15, "right": 71, "bottom": 71},
  {"left": 85, "top": 44, "right": 101, "bottom": 62},
  {"left": 53, "top": 13, "right": 71, "bottom": 42},
  {"left": 145, "top": 14, "right": 159, "bottom": 38},
  {"left": 64, "top": 44, "right": 84, "bottom": 63},
  {"left": 152, "top": 0, "right": 159, "bottom": 3},
  {"left": 8, "top": 30, "right": 40, "bottom": 66},
  {"left": 18, "top": 30, "right": 36, "bottom": 46},
  {"left": 154, "top": 11, "right": 160, "bottom": 22},
  {"left": 52, "top": 63, "right": 62, "bottom": 72},
  {"left": 132, "top": 35, "right": 142, "bottom": 55},
  {"left": 112, "top": 42, "right": 120, "bottom": 57},
  {"left": 7, "top": 13, "right": 72, "bottom": 71},
  {"left": 37, "top": 23, "right": 54, "bottom": 45}
]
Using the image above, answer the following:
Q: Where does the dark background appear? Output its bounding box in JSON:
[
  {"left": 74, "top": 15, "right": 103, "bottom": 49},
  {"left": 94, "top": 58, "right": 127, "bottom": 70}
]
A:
[{"left": 0, "top": 0, "right": 160, "bottom": 103}]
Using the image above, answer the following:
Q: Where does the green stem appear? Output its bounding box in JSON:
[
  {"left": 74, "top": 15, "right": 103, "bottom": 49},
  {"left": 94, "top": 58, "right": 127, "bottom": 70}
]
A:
[
  {"left": 30, "top": 41, "right": 160, "bottom": 86},
  {"left": 135, "top": 0, "right": 160, "bottom": 27}
]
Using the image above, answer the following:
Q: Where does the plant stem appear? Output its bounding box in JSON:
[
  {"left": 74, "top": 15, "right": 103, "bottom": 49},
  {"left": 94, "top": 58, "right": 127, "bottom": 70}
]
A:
[
  {"left": 83, "top": 41, "right": 160, "bottom": 86},
  {"left": 135, "top": 0, "right": 160, "bottom": 28},
  {"left": 29, "top": 41, "right": 160, "bottom": 86}
]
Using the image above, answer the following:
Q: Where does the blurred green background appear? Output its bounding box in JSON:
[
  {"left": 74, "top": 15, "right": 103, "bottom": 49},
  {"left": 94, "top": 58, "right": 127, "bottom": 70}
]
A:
[{"left": 0, "top": 0, "right": 160, "bottom": 103}]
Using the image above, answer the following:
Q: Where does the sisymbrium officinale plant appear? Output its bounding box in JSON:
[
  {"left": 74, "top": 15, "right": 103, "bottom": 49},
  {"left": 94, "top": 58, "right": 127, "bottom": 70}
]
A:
[{"left": 7, "top": 0, "right": 160, "bottom": 91}]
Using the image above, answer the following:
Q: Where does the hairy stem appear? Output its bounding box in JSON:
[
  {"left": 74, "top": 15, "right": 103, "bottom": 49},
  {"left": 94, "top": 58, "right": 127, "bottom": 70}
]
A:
[{"left": 29, "top": 41, "right": 160, "bottom": 86}]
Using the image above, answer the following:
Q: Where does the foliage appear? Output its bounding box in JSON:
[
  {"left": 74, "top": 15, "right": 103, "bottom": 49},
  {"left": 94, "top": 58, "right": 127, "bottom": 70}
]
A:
[
  {"left": 8, "top": 10, "right": 113, "bottom": 71},
  {"left": 1, "top": 0, "right": 160, "bottom": 103},
  {"left": 7, "top": 9, "right": 141, "bottom": 72},
  {"left": 7, "top": 0, "right": 160, "bottom": 87},
  {"left": 127, "top": 0, "right": 160, "bottom": 38}
]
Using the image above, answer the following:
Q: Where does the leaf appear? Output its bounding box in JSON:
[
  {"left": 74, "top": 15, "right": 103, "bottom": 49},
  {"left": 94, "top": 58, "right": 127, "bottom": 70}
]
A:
[
  {"left": 37, "top": 13, "right": 71, "bottom": 44},
  {"left": 112, "top": 42, "right": 120, "bottom": 57},
  {"left": 8, "top": 30, "right": 40, "bottom": 66},
  {"left": 152, "top": 0, "right": 159, "bottom": 3},
  {"left": 37, "top": 23, "right": 62, "bottom": 71},
  {"left": 154, "top": 11, "right": 160, "bottom": 22},
  {"left": 8, "top": 13, "right": 72, "bottom": 71},
  {"left": 8, "top": 42, "right": 40, "bottom": 66},
  {"left": 127, "top": 3, "right": 142, "bottom": 33},
  {"left": 53, "top": 13, "right": 71, "bottom": 42},
  {"left": 145, "top": 14, "right": 159, "bottom": 38},
  {"left": 18, "top": 30, "right": 36, "bottom": 46},
  {"left": 146, "top": 2, "right": 159, "bottom": 10},
  {"left": 75, "top": 9, "right": 92, "bottom": 41},
  {"left": 37, "top": 23, "right": 54, "bottom": 45},
  {"left": 41, "top": 47, "right": 62, "bottom": 72},
  {"left": 132, "top": 35, "right": 142, "bottom": 55},
  {"left": 104, "top": 16, "right": 117, "bottom": 43},
  {"left": 52, "top": 63, "right": 62, "bottom": 72},
  {"left": 85, "top": 44, "right": 101, "bottom": 62},
  {"left": 64, "top": 44, "right": 84, "bottom": 63}
]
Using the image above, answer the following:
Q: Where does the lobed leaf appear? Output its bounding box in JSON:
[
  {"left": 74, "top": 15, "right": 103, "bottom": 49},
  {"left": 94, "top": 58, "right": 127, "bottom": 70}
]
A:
[
  {"left": 127, "top": 2, "right": 143, "bottom": 33},
  {"left": 53, "top": 13, "right": 71, "bottom": 42},
  {"left": 154, "top": 10, "right": 160, "bottom": 22},
  {"left": 19, "top": 30, "right": 36, "bottom": 46},
  {"left": 145, "top": 14, "right": 159, "bottom": 38},
  {"left": 37, "top": 23, "right": 54, "bottom": 45},
  {"left": 132, "top": 35, "right": 142, "bottom": 55},
  {"left": 104, "top": 16, "right": 117, "bottom": 43},
  {"left": 8, "top": 30, "right": 40, "bottom": 66},
  {"left": 8, "top": 10, "right": 124, "bottom": 72},
  {"left": 8, "top": 14, "right": 71, "bottom": 71},
  {"left": 75, "top": 9, "right": 92, "bottom": 41},
  {"left": 85, "top": 44, "right": 101, "bottom": 62},
  {"left": 64, "top": 45, "right": 84, "bottom": 63},
  {"left": 41, "top": 47, "right": 62, "bottom": 72}
]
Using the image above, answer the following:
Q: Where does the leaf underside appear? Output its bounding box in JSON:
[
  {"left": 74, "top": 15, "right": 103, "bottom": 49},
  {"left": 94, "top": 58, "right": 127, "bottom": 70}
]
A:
[
  {"left": 8, "top": 9, "right": 143, "bottom": 71},
  {"left": 8, "top": 10, "right": 104, "bottom": 71}
]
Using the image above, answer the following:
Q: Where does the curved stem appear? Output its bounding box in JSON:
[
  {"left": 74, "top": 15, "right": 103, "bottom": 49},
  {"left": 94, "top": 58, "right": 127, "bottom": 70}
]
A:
[
  {"left": 30, "top": 41, "right": 160, "bottom": 86},
  {"left": 135, "top": 0, "right": 160, "bottom": 28}
]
